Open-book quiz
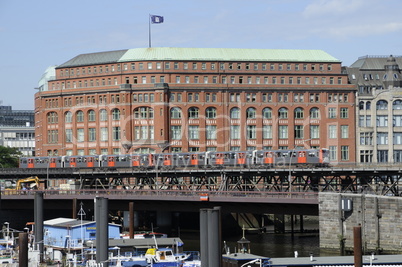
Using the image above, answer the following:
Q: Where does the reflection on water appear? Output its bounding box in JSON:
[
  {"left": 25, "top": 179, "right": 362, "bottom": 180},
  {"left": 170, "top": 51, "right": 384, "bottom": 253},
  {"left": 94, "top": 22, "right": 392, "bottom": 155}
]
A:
[{"left": 180, "top": 231, "right": 339, "bottom": 258}]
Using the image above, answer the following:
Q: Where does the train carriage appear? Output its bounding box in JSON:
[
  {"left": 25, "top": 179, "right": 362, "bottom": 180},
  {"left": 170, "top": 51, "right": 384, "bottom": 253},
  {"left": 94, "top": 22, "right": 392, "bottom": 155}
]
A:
[{"left": 19, "top": 156, "right": 62, "bottom": 169}]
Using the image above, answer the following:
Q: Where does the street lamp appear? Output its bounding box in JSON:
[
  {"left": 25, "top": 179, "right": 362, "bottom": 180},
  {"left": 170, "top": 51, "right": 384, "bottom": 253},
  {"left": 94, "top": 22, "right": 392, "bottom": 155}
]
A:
[{"left": 289, "top": 138, "right": 312, "bottom": 193}]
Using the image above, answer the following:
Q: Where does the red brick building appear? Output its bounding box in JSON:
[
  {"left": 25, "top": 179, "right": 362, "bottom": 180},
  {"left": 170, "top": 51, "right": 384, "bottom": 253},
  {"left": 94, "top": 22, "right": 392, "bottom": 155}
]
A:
[{"left": 35, "top": 47, "right": 356, "bottom": 163}]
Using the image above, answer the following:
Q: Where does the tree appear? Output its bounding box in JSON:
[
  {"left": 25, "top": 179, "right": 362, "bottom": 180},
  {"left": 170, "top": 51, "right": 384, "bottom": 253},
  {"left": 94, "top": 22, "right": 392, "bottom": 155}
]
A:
[{"left": 0, "top": 146, "right": 22, "bottom": 168}]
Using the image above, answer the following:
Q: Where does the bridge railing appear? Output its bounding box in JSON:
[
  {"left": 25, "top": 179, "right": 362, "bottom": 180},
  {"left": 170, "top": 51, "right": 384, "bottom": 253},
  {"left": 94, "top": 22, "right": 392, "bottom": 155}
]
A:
[{"left": 2, "top": 188, "right": 318, "bottom": 201}]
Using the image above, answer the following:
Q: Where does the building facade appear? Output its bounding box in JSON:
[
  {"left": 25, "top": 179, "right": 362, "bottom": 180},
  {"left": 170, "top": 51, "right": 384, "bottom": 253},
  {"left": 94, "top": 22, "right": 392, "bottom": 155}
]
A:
[
  {"left": 346, "top": 55, "right": 402, "bottom": 164},
  {"left": 35, "top": 47, "right": 356, "bottom": 163},
  {"left": 0, "top": 104, "right": 35, "bottom": 156}
]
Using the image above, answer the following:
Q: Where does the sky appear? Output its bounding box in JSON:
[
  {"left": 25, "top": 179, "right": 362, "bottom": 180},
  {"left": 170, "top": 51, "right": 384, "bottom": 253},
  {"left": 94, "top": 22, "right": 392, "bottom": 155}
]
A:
[{"left": 1, "top": 0, "right": 402, "bottom": 110}]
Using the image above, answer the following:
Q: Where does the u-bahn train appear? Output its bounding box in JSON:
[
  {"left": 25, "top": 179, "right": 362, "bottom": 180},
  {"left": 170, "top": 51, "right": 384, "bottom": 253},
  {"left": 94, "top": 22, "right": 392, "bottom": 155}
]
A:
[{"left": 19, "top": 148, "right": 330, "bottom": 170}]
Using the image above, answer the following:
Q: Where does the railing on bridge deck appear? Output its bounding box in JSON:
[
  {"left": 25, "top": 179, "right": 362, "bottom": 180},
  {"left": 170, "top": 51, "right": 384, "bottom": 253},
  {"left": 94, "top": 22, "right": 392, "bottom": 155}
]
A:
[{"left": 1, "top": 188, "right": 319, "bottom": 203}]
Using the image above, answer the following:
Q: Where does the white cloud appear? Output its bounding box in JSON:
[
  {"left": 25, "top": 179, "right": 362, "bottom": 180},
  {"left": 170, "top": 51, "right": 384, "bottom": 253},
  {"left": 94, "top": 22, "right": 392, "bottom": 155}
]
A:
[{"left": 303, "top": 0, "right": 365, "bottom": 17}]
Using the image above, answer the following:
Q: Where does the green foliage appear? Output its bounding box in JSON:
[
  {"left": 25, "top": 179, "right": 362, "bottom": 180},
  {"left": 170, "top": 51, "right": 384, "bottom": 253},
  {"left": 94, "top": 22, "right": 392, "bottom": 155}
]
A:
[{"left": 0, "top": 146, "right": 22, "bottom": 168}]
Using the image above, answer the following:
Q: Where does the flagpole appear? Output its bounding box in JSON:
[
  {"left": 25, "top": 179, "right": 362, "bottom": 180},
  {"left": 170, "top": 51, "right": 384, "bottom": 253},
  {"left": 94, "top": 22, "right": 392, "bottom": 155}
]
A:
[{"left": 148, "top": 14, "right": 151, "bottom": 48}]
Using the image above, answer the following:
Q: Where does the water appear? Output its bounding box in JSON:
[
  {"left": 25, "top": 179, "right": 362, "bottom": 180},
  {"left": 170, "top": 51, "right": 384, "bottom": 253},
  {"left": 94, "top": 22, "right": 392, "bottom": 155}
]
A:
[{"left": 180, "top": 231, "right": 328, "bottom": 258}]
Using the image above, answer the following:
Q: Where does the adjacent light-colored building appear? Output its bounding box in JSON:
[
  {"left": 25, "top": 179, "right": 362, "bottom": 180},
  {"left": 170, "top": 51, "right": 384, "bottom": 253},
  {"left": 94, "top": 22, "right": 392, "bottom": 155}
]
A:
[
  {"left": 35, "top": 47, "right": 356, "bottom": 163},
  {"left": 0, "top": 104, "right": 35, "bottom": 156},
  {"left": 346, "top": 55, "right": 402, "bottom": 164}
]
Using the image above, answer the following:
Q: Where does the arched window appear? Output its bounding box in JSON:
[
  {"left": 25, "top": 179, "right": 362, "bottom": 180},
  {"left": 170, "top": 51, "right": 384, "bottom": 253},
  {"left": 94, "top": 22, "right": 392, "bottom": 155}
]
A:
[
  {"left": 205, "top": 107, "right": 217, "bottom": 119},
  {"left": 294, "top": 107, "right": 304, "bottom": 119},
  {"left": 359, "top": 101, "right": 364, "bottom": 110},
  {"left": 76, "top": 110, "right": 84, "bottom": 122},
  {"left": 112, "top": 108, "right": 120, "bottom": 120},
  {"left": 65, "top": 111, "right": 72, "bottom": 123},
  {"left": 47, "top": 112, "right": 58, "bottom": 124},
  {"left": 134, "top": 107, "right": 154, "bottom": 119},
  {"left": 393, "top": 100, "right": 402, "bottom": 110},
  {"left": 230, "top": 107, "right": 240, "bottom": 119},
  {"left": 310, "top": 107, "right": 320, "bottom": 119},
  {"left": 246, "top": 107, "right": 256, "bottom": 119},
  {"left": 376, "top": 100, "right": 388, "bottom": 110},
  {"left": 262, "top": 108, "right": 272, "bottom": 119},
  {"left": 366, "top": 101, "right": 371, "bottom": 110},
  {"left": 278, "top": 107, "right": 288, "bottom": 119},
  {"left": 100, "top": 109, "right": 108, "bottom": 121},
  {"left": 88, "top": 110, "right": 96, "bottom": 122},
  {"left": 170, "top": 107, "right": 182, "bottom": 119},
  {"left": 188, "top": 107, "right": 199, "bottom": 119}
]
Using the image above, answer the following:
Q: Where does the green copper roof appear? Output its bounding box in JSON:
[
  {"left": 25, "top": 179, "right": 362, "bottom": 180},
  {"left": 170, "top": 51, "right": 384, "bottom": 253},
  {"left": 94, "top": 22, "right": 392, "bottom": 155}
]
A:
[{"left": 118, "top": 47, "right": 340, "bottom": 63}]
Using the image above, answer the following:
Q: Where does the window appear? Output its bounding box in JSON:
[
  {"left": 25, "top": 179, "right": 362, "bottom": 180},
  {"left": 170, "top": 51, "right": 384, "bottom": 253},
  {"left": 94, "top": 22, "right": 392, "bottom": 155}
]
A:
[
  {"left": 77, "top": 128, "right": 84, "bottom": 142},
  {"left": 294, "top": 107, "right": 304, "bottom": 119},
  {"left": 279, "top": 125, "right": 288, "bottom": 139},
  {"left": 341, "top": 125, "right": 349, "bottom": 138},
  {"left": 328, "top": 108, "right": 336, "bottom": 119},
  {"left": 394, "top": 115, "right": 402, "bottom": 126},
  {"left": 329, "top": 125, "right": 337, "bottom": 138},
  {"left": 206, "top": 125, "right": 217, "bottom": 140},
  {"left": 88, "top": 110, "right": 96, "bottom": 122},
  {"left": 263, "top": 125, "right": 272, "bottom": 139},
  {"left": 230, "top": 107, "right": 240, "bottom": 119},
  {"left": 76, "top": 111, "right": 84, "bottom": 122},
  {"left": 310, "top": 108, "right": 319, "bottom": 119},
  {"left": 393, "top": 100, "right": 402, "bottom": 110},
  {"left": 206, "top": 107, "right": 217, "bottom": 119},
  {"left": 65, "top": 112, "right": 72, "bottom": 123},
  {"left": 341, "top": 146, "right": 349, "bottom": 161},
  {"left": 310, "top": 125, "right": 319, "bottom": 139},
  {"left": 188, "top": 125, "right": 199, "bottom": 139},
  {"left": 377, "top": 132, "right": 388, "bottom": 145},
  {"left": 170, "top": 107, "right": 182, "bottom": 119},
  {"left": 100, "top": 127, "right": 108, "bottom": 141},
  {"left": 112, "top": 109, "right": 120, "bottom": 120},
  {"left": 377, "top": 115, "right": 388, "bottom": 127},
  {"left": 340, "top": 108, "right": 348, "bottom": 118},
  {"left": 247, "top": 125, "right": 256, "bottom": 139},
  {"left": 394, "top": 150, "right": 402, "bottom": 163},
  {"left": 294, "top": 125, "right": 304, "bottom": 139},
  {"left": 377, "top": 150, "right": 388, "bottom": 163},
  {"left": 171, "top": 126, "right": 182, "bottom": 140},
  {"left": 278, "top": 107, "right": 288, "bottom": 119},
  {"left": 360, "top": 150, "right": 373, "bottom": 163},
  {"left": 134, "top": 107, "right": 154, "bottom": 119},
  {"left": 100, "top": 109, "right": 108, "bottom": 121},
  {"left": 394, "top": 132, "right": 402, "bottom": 145},
  {"left": 360, "top": 132, "right": 373, "bottom": 145},
  {"left": 112, "top": 126, "right": 121, "bottom": 141},
  {"left": 65, "top": 129, "right": 72, "bottom": 143},
  {"left": 188, "top": 107, "right": 199, "bottom": 119},
  {"left": 246, "top": 107, "right": 256, "bottom": 119},
  {"left": 88, "top": 128, "right": 96, "bottom": 142},
  {"left": 377, "top": 100, "right": 388, "bottom": 110},
  {"left": 262, "top": 108, "right": 272, "bottom": 119},
  {"left": 329, "top": 146, "right": 337, "bottom": 161},
  {"left": 230, "top": 125, "right": 240, "bottom": 139}
]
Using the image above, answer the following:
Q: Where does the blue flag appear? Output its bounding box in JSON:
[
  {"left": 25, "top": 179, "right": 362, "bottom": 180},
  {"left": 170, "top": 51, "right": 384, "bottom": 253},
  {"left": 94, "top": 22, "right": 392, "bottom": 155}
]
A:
[{"left": 150, "top": 15, "right": 164, "bottom": 24}]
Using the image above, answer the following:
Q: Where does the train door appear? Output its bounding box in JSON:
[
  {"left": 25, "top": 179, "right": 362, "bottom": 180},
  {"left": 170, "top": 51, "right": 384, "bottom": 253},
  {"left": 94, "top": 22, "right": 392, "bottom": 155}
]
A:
[
  {"left": 70, "top": 157, "right": 77, "bottom": 168},
  {"left": 264, "top": 152, "right": 274, "bottom": 165},
  {"left": 108, "top": 156, "right": 115, "bottom": 167},
  {"left": 28, "top": 158, "right": 35, "bottom": 168},
  {"left": 132, "top": 155, "right": 140, "bottom": 167},
  {"left": 164, "top": 155, "right": 172, "bottom": 167},
  {"left": 297, "top": 151, "right": 307, "bottom": 163},
  {"left": 237, "top": 152, "right": 246, "bottom": 165},
  {"left": 190, "top": 154, "right": 198, "bottom": 166},
  {"left": 215, "top": 153, "right": 224, "bottom": 165},
  {"left": 49, "top": 158, "right": 57, "bottom": 168},
  {"left": 87, "top": 157, "right": 94, "bottom": 167}
]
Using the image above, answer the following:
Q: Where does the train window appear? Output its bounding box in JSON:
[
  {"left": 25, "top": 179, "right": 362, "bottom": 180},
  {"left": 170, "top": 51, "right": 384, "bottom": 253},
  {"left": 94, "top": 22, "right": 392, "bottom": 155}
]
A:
[{"left": 309, "top": 152, "right": 316, "bottom": 157}]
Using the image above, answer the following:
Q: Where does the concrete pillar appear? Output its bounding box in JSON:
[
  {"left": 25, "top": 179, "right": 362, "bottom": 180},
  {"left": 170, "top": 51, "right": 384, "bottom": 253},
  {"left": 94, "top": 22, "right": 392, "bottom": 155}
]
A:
[
  {"left": 200, "top": 209, "right": 209, "bottom": 267},
  {"left": 34, "top": 192, "right": 43, "bottom": 262},
  {"left": 72, "top": 198, "right": 77, "bottom": 219},
  {"left": 274, "top": 214, "right": 285, "bottom": 233},
  {"left": 96, "top": 197, "right": 108, "bottom": 266},
  {"left": 129, "top": 202, "right": 134, "bottom": 239},
  {"left": 19, "top": 232, "right": 28, "bottom": 267}
]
